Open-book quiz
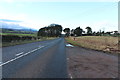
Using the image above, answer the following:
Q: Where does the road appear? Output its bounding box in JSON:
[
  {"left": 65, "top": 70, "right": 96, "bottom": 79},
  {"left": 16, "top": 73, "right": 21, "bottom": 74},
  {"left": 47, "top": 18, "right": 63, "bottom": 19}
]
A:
[
  {"left": 1, "top": 38, "right": 68, "bottom": 78},
  {"left": 66, "top": 45, "right": 118, "bottom": 78}
]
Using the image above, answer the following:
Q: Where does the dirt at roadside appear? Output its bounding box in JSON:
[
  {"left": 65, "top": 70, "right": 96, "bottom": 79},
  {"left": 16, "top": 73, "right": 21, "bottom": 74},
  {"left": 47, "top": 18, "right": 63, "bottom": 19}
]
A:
[{"left": 66, "top": 45, "right": 118, "bottom": 78}]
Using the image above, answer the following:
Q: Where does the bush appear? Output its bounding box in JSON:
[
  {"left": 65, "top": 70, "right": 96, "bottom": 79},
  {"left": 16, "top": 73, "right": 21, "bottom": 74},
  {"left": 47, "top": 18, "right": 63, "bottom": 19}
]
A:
[
  {"left": 2, "top": 35, "right": 21, "bottom": 42},
  {"left": 2, "top": 35, "right": 36, "bottom": 42}
]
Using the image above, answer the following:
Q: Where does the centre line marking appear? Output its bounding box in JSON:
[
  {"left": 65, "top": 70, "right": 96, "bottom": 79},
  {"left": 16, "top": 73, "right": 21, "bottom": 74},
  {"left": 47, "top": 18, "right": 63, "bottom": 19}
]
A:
[
  {"left": 0, "top": 46, "right": 45, "bottom": 66},
  {"left": 69, "top": 73, "right": 73, "bottom": 79},
  {"left": 67, "top": 58, "right": 69, "bottom": 60},
  {"left": 16, "top": 52, "right": 24, "bottom": 56},
  {"left": 38, "top": 46, "right": 44, "bottom": 49}
]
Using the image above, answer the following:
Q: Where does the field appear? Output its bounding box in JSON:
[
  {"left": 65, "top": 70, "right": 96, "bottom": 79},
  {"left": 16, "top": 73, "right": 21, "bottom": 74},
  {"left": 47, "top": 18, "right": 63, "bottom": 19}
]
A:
[
  {"left": 66, "top": 36, "right": 119, "bottom": 54},
  {"left": 1, "top": 32, "right": 56, "bottom": 47},
  {"left": 1, "top": 37, "right": 56, "bottom": 47},
  {"left": 1, "top": 33, "right": 37, "bottom": 37}
]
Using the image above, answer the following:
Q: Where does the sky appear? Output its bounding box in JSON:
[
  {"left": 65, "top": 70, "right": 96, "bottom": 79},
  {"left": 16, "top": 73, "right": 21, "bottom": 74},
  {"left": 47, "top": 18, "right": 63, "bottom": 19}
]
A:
[{"left": 0, "top": 0, "right": 119, "bottom": 32}]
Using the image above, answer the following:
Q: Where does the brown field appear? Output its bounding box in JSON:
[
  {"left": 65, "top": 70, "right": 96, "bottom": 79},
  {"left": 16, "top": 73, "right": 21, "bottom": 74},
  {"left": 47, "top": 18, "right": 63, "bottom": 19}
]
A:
[{"left": 66, "top": 36, "right": 119, "bottom": 54}]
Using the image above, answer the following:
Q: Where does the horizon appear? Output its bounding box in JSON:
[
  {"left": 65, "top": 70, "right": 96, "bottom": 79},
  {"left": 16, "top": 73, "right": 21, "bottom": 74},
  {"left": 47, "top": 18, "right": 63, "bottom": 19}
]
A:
[{"left": 0, "top": 1, "right": 118, "bottom": 32}]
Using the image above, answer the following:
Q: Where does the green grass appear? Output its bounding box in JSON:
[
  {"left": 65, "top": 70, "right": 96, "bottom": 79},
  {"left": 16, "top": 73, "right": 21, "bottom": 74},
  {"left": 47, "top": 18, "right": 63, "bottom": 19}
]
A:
[
  {"left": 2, "top": 37, "right": 56, "bottom": 47},
  {"left": 1, "top": 33, "right": 37, "bottom": 37},
  {"left": 65, "top": 36, "right": 119, "bottom": 54},
  {"left": 1, "top": 32, "right": 57, "bottom": 47}
]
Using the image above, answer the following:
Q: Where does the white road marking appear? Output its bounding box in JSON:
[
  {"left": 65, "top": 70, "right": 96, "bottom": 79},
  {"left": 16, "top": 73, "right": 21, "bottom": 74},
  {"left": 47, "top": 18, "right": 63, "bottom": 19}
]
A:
[
  {"left": 30, "top": 48, "right": 38, "bottom": 52},
  {"left": 38, "top": 46, "right": 44, "bottom": 49},
  {"left": 70, "top": 76, "right": 73, "bottom": 79},
  {"left": 69, "top": 73, "right": 73, "bottom": 79},
  {"left": 39, "top": 45, "right": 43, "bottom": 47},
  {"left": 67, "top": 58, "right": 69, "bottom": 60},
  {"left": 16, "top": 52, "right": 24, "bottom": 56},
  {"left": 0, "top": 46, "right": 45, "bottom": 66}
]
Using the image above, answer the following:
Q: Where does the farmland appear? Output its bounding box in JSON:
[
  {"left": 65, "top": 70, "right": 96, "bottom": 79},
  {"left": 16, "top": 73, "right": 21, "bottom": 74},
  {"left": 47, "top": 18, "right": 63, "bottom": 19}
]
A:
[
  {"left": 1, "top": 31, "right": 55, "bottom": 47},
  {"left": 1, "top": 33, "right": 37, "bottom": 37},
  {"left": 65, "top": 36, "right": 119, "bottom": 54}
]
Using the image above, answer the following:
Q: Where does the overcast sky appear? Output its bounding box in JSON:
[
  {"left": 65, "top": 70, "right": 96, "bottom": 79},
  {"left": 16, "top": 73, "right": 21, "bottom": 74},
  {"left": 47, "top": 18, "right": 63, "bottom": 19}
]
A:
[{"left": 0, "top": 0, "right": 118, "bottom": 32}]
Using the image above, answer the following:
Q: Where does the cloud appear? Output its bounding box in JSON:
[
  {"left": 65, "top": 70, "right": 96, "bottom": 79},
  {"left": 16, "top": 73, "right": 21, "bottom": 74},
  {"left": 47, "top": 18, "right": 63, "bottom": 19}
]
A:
[
  {"left": 0, "top": 22, "right": 28, "bottom": 29},
  {"left": 0, "top": 19, "right": 22, "bottom": 22},
  {"left": 93, "top": 21, "right": 118, "bottom": 31}
]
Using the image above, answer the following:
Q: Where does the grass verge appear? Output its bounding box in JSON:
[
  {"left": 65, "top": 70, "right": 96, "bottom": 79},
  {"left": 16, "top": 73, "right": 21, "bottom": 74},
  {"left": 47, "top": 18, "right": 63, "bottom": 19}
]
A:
[
  {"left": 65, "top": 36, "right": 119, "bottom": 54},
  {"left": 2, "top": 37, "right": 56, "bottom": 47}
]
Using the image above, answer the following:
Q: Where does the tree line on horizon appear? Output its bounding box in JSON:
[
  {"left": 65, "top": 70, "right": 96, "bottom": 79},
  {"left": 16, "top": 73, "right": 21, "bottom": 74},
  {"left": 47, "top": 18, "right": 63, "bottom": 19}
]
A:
[
  {"left": 37, "top": 24, "right": 119, "bottom": 37},
  {"left": 63, "top": 26, "right": 119, "bottom": 37},
  {"left": 37, "top": 24, "right": 62, "bottom": 37}
]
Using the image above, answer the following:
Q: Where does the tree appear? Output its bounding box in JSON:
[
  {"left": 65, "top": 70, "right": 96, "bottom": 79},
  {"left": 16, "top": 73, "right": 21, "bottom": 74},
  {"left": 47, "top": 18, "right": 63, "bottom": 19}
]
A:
[
  {"left": 106, "top": 32, "right": 112, "bottom": 36},
  {"left": 114, "top": 31, "right": 118, "bottom": 34},
  {"left": 92, "top": 31, "right": 96, "bottom": 36},
  {"left": 63, "top": 28, "right": 70, "bottom": 37},
  {"left": 114, "top": 31, "right": 118, "bottom": 36},
  {"left": 37, "top": 24, "right": 63, "bottom": 37},
  {"left": 74, "top": 27, "right": 83, "bottom": 36},
  {"left": 71, "top": 29, "right": 74, "bottom": 36},
  {"left": 37, "top": 27, "right": 46, "bottom": 37},
  {"left": 86, "top": 26, "right": 92, "bottom": 35},
  {"left": 101, "top": 31, "right": 105, "bottom": 36},
  {"left": 96, "top": 31, "right": 100, "bottom": 36}
]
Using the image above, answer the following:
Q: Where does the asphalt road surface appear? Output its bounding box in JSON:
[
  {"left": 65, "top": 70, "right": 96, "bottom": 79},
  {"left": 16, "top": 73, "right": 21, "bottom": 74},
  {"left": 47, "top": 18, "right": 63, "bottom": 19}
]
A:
[{"left": 1, "top": 38, "right": 68, "bottom": 78}]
